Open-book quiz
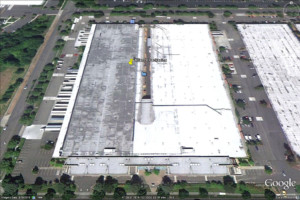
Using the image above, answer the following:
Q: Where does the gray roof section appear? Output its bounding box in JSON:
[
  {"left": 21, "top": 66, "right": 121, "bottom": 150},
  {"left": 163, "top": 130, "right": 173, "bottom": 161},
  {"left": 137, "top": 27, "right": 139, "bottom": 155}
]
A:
[{"left": 62, "top": 25, "right": 139, "bottom": 156}]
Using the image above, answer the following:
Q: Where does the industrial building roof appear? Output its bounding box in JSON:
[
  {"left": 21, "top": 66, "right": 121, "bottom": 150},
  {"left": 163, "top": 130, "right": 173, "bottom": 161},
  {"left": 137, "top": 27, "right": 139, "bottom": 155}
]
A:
[
  {"left": 65, "top": 156, "right": 231, "bottom": 175},
  {"left": 57, "top": 25, "right": 139, "bottom": 157},
  {"left": 133, "top": 25, "right": 246, "bottom": 157}
]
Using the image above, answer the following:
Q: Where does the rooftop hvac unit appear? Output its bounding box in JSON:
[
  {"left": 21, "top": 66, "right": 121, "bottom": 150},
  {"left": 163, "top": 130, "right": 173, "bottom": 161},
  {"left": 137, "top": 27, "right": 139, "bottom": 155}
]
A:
[
  {"left": 104, "top": 147, "right": 116, "bottom": 153},
  {"left": 181, "top": 146, "right": 194, "bottom": 154}
]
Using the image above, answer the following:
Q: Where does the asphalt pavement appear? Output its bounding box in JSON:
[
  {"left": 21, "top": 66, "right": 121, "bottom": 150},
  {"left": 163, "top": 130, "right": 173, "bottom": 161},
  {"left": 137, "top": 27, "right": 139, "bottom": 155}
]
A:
[
  {"left": 213, "top": 15, "right": 300, "bottom": 194},
  {"left": 0, "top": 0, "right": 299, "bottom": 194},
  {"left": 96, "top": 0, "right": 289, "bottom": 8}
]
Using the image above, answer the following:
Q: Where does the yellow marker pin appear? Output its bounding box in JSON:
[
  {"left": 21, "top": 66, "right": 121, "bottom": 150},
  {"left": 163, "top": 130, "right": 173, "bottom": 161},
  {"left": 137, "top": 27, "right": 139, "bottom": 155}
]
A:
[{"left": 128, "top": 58, "right": 133, "bottom": 65}]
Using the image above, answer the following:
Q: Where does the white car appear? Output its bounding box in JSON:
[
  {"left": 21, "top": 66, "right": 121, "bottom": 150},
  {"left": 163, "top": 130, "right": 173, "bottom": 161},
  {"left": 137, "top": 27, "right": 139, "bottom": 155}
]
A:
[{"left": 256, "top": 134, "right": 261, "bottom": 140}]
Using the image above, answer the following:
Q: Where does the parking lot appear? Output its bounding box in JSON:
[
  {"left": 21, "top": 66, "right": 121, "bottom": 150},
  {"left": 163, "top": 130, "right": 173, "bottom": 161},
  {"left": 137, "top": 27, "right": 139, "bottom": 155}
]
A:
[
  {"left": 214, "top": 17, "right": 300, "bottom": 187},
  {"left": 10, "top": 16, "right": 93, "bottom": 184}
]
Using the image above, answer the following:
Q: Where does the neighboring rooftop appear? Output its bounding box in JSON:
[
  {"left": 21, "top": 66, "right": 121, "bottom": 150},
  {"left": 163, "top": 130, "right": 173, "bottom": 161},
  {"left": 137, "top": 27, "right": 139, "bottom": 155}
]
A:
[
  {"left": 133, "top": 25, "right": 246, "bottom": 157},
  {"left": 0, "top": 0, "right": 44, "bottom": 5},
  {"left": 61, "top": 24, "right": 139, "bottom": 157},
  {"left": 238, "top": 24, "right": 300, "bottom": 156}
]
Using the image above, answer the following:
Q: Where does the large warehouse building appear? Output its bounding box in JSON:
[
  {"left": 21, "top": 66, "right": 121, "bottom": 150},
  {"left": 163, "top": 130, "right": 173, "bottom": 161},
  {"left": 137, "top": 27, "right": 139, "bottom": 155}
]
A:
[{"left": 53, "top": 24, "right": 246, "bottom": 175}]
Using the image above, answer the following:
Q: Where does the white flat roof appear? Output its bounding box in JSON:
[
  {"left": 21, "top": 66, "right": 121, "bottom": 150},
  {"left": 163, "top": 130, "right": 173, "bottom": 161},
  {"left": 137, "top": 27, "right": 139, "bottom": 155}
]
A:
[
  {"left": 296, "top": 24, "right": 300, "bottom": 32},
  {"left": 133, "top": 25, "right": 246, "bottom": 157},
  {"left": 134, "top": 106, "right": 245, "bottom": 156},
  {"left": 238, "top": 24, "right": 300, "bottom": 156},
  {"left": 0, "top": 0, "right": 44, "bottom": 5}
]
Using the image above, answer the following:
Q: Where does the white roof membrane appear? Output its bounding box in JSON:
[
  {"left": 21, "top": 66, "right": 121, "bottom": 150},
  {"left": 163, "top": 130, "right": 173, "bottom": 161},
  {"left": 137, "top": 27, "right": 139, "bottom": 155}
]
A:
[{"left": 133, "top": 25, "right": 246, "bottom": 157}]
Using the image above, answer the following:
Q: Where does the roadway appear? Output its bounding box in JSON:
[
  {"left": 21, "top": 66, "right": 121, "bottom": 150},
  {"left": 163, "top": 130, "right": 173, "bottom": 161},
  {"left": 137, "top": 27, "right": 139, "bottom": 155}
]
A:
[{"left": 97, "top": 0, "right": 290, "bottom": 8}]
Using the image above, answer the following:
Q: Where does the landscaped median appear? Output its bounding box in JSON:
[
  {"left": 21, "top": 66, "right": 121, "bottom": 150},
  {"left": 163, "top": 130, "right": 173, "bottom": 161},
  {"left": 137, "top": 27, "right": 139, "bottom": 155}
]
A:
[
  {"left": 172, "top": 180, "right": 265, "bottom": 194},
  {"left": 2, "top": 173, "right": 76, "bottom": 198},
  {"left": 19, "top": 62, "right": 55, "bottom": 125},
  {"left": 0, "top": 135, "right": 25, "bottom": 174},
  {"left": 49, "top": 158, "right": 66, "bottom": 167},
  {"left": 1, "top": 173, "right": 281, "bottom": 199},
  {"left": 19, "top": 19, "right": 74, "bottom": 126}
]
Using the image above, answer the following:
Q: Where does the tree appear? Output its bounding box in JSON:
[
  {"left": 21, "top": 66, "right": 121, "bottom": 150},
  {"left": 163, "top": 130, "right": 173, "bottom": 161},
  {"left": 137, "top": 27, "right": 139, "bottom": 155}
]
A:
[
  {"left": 125, "top": 174, "right": 143, "bottom": 194},
  {"left": 44, "top": 63, "right": 54, "bottom": 71},
  {"left": 32, "top": 166, "right": 39, "bottom": 174},
  {"left": 103, "top": 176, "right": 118, "bottom": 193},
  {"left": 26, "top": 188, "right": 37, "bottom": 196},
  {"left": 160, "top": 176, "right": 173, "bottom": 195},
  {"left": 157, "top": 187, "right": 169, "bottom": 198},
  {"left": 44, "top": 188, "right": 56, "bottom": 200},
  {"left": 242, "top": 190, "right": 251, "bottom": 199},
  {"left": 162, "top": 176, "right": 172, "bottom": 185},
  {"left": 56, "top": 39, "right": 65, "bottom": 45},
  {"left": 91, "top": 190, "right": 105, "bottom": 200},
  {"left": 137, "top": 20, "right": 145, "bottom": 24},
  {"left": 144, "top": 170, "right": 152, "bottom": 176},
  {"left": 199, "top": 187, "right": 208, "bottom": 197},
  {"left": 61, "top": 190, "right": 76, "bottom": 200},
  {"left": 219, "top": 46, "right": 226, "bottom": 52},
  {"left": 60, "top": 173, "right": 73, "bottom": 185},
  {"left": 153, "top": 168, "right": 160, "bottom": 175},
  {"left": 223, "top": 175, "right": 237, "bottom": 193},
  {"left": 264, "top": 189, "right": 276, "bottom": 200},
  {"left": 15, "top": 67, "right": 25, "bottom": 74},
  {"left": 2, "top": 183, "right": 18, "bottom": 196},
  {"left": 143, "top": 3, "right": 154, "bottom": 10},
  {"left": 7, "top": 135, "right": 20, "bottom": 149},
  {"left": 137, "top": 188, "right": 147, "bottom": 196},
  {"left": 53, "top": 45, "right": 62, "bottom": 51},
  {"left": 34, "top": 177, "right": 44, "bottom": 185},
  {"left": 223, "top": 10, "right": 233, "bottom": 17},
  {"left": 113, "top": 187, "right": 126, "bottom": 200},
  {"left": 130, "top": 174, "right": 143, "bottom": 185},
  {"left": 264, "top": 165, "right": 273, "bottom": 174},
  {"left": 179, "top": 189, "right": 189, "bottom": 199},
  {"left": 1, "top": 174, "right": 24, "bottom": 196}
]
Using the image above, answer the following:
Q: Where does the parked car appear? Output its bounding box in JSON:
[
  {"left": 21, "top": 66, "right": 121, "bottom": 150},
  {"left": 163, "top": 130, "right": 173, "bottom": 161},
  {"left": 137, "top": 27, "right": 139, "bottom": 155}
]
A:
[
  {"left": 256, "top": 134, "right": 261, "bottom": 140},
  {"left": 244, "top": 135, "right": 250, "bottom": 141}
]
